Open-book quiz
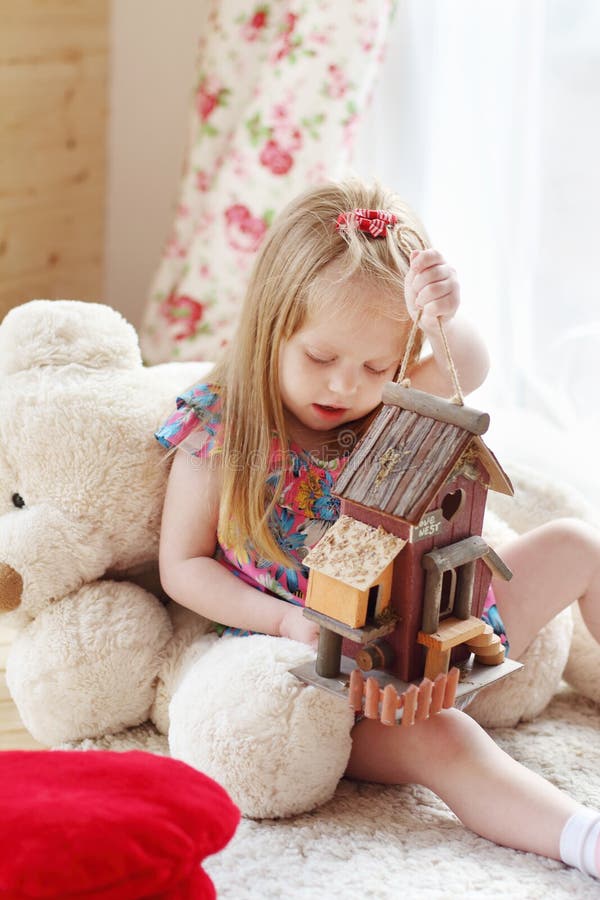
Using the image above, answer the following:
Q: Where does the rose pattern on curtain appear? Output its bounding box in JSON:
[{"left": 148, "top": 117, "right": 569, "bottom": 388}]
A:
[{"left": 140, "top": 0, "right": 396, "bottom": 363}]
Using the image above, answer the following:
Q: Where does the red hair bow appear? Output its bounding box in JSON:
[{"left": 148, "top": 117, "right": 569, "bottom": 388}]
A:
[{"left": 336, "top": 208, "right": 398, "bottom": 238}]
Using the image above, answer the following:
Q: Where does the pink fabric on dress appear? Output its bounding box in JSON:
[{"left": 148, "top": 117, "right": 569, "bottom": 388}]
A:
[{"left": 156, "top": 382, "right": 349, "bottom": 633}]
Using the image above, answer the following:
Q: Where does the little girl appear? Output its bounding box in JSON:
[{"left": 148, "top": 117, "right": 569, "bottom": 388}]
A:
[{"left": 157, "top": 180, "right": 600, "bottom": 878}]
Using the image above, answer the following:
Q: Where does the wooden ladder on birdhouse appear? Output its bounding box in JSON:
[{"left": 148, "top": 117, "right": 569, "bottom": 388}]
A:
[{"left": 464, "top": 622, "right": 506, "bottom": 665}]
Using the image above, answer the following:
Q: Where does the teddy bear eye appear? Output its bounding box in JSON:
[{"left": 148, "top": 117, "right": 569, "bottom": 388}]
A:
[{"left": 12, "top": 493, "right": 25, "bottom": 509}]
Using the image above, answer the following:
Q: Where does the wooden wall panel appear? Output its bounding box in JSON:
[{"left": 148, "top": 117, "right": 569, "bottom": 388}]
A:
[{"left": 0, "top": 1, "right": 108, "bottom": 320}]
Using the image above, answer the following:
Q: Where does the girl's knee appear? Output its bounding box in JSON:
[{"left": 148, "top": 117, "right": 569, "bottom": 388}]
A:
[
  {"left": 416, "top": 708, "right": 480, "bottom": 762},
  {"left": 414, "top": 710, "right": 502, "bottom": 790},
  {"left": 546, "top": 517, "right": 600, "bottom": 556}
]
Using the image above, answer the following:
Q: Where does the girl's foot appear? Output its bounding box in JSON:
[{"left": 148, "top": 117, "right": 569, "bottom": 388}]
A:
[{"left": 560, "top": 808, "right": 600, "bottom": 878}]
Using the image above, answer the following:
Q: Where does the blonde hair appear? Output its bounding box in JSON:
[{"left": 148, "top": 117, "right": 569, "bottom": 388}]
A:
[{"left": 210, "top": 178, "right": 429, "bottom": 566}]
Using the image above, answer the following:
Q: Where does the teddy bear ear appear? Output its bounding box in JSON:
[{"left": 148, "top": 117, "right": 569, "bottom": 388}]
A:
[{"left": 0, "top": 300, "right": 142, "bottom": 375}]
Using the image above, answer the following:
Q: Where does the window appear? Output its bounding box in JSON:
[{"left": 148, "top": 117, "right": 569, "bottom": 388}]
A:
[
  {"left": 352, "top": 0, "right": 600, "bottom": 507},
  {"left": 439, "top": 569, "right": 457, "bottom": 620}
]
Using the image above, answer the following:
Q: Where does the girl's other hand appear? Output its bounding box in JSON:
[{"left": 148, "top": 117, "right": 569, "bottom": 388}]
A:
[
  {"left": 404, "top": 249, "right": 460, "bottom": 334},
  {"left": 278, "top": 604, "right": 320, "bottom": 647}
]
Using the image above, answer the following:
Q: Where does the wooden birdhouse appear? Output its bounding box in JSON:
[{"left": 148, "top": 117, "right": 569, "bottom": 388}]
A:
[{"left": 293, "top": 382, "right": 522, "bottom": 725}]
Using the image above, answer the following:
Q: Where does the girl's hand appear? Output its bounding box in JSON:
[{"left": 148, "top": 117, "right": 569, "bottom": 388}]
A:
[
  {"left": 278, "top": 604, "right": 319, "bottom": 648},
  {"left": 404, "top": 249, "right": 460, "bottom": 335}
]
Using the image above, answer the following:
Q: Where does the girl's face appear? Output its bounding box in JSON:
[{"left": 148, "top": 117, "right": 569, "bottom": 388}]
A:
[{"left": 279, "top": 281, "right": 407, "bottom": 451}]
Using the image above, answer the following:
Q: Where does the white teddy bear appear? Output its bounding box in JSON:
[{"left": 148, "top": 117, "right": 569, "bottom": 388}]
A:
[{"left": 0, "top": 300, "right": 597, "bottom": 819}]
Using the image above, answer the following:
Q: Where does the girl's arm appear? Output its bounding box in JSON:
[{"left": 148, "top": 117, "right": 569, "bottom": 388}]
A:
[
  {"left": 159, "top": 450, "right": 319, "bottom": 645},
  {"left": 408, "top": 314, "right": 490, "bottom": 398},
  {"left": 402, "top": 248, "right": 490, "bottom": 398}
]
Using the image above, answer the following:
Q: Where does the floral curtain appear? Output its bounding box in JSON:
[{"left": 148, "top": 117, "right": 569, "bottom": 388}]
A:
[{"left": 140, "top": 0, "right": 396, "bottom": 364}]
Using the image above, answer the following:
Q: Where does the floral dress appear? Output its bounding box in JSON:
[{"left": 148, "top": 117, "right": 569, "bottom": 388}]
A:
[
  {"left": 156, "top": 382, "right": 509, "bottom": 651},
  {"left": 155, "top": 383, "right": 348, "bottom": 634}
]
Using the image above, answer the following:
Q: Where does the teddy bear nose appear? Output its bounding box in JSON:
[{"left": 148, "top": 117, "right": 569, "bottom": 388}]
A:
[{"left": 0, "top": 563, "right": 23, "bottom": 611}]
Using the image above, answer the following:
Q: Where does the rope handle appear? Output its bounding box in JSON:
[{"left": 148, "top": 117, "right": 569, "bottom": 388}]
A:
[{"left": 395, "top": 310, "right": 465, "bottom": 406}]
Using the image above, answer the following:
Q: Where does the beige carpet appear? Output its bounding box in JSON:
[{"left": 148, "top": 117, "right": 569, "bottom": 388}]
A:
[{"left": 69, "top": 685, "right": 599, "bottom": 899}]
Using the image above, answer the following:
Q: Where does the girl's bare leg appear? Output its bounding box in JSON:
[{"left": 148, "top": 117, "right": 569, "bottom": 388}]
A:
[
  {"left": 492, "top": 518, "right": 600, "bottom": 660},
  {"left": 346, "top": 708, "right": 578, "bottom": 858}
]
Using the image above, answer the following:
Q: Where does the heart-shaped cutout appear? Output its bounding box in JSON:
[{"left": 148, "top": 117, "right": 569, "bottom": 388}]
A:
[{"left": 441, "top": 489, "right": 464, "bottom": 521}]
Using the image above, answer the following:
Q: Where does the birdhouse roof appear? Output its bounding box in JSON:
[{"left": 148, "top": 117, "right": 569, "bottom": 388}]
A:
[
  {"left": 334, "top": 384, "right": 512, "bottom": 526},
  {"left": 303, "top": 515, "right": 406, "bottom": 591}
]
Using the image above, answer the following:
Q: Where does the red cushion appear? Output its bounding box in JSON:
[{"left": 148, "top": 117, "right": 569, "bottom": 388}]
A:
[{"left": 0, "top": 749, "right": 240, "bottom": 899}]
